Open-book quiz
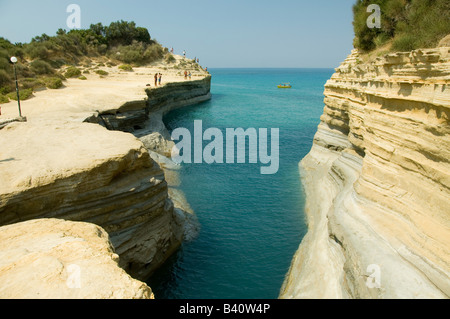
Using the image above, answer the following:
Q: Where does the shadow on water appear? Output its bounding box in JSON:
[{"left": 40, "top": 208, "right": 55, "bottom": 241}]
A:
[{"left": 146, "top": 247, "right": 184, "bottom": 300}]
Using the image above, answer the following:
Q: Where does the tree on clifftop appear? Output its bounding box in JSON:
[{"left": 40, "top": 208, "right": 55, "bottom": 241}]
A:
[{"left": 105, "top": 20, "right": 152, "bottom": 46}]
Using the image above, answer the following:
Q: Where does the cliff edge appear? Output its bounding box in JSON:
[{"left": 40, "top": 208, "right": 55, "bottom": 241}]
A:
[
  {"left": 0, "top": 121, "right": 182, "bottom": 281},
  {"left": 281, "top": 47, "right": 450, "bottom": 298},
  {"left": 0, "top": 219, "right": 153, "bottom": 299},
  {"left": 0, "top": 58, "right": 211, "bottom": 288}
]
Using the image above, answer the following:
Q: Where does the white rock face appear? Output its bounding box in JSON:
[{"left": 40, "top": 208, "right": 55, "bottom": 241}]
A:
[
  {"left": 0, "top": 121, "right": 182, "bottom": 280},
  {"left": 281, "top": 48, "right": 450, "bottom": 299},
  {"left": 0, "top": 219, "right": 154, "bottom": 299}
]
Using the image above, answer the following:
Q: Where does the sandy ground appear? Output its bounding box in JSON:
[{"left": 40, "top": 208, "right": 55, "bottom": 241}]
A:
[{"left": 0, "top": 54, "right": 207, "bottom": 123}]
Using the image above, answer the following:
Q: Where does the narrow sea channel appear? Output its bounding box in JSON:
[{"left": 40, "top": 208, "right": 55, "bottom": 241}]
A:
[{"left": 147, "top": 68, "right": 333, "bottom": 299}]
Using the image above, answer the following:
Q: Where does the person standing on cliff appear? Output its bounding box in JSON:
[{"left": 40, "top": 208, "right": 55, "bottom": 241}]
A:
[
  {"left": 184, "top": 70, "right": 187, "bottom": 79},
  {"left": 158, "top": 73, "right": 162, "bottom": 85},
  {"left": 183, "top": 50, "right": 186, "bottom": 58},
  {"left": 154, "top": 73, "right": 158, "bottom": 86}
]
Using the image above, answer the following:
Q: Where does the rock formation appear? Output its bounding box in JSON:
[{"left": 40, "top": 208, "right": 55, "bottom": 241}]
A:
[
  {"left": 0, "top": 121, "right": 183, "bottom": 281},
  {"left": 0, "top": 218, "right": 153, "bottom": 299},
  {"left": 90, "top": 76, "right": 212, "bottom": 157},
  {"left": 281, "top": 47, "right": 450, "bottom": 298},
  {"left": 0, "top": 57, "right": 211, "bottom": 297}
]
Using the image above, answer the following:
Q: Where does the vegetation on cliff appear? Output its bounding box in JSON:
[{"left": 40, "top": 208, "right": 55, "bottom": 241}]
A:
[
  {"left": 0, "top": 21, "right": 168, "bottom": 104},
  {"left": 353, "top": 0, "right": 450, "bottom": 52}
]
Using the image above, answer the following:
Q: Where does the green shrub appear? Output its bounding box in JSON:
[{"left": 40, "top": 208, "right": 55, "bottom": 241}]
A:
[
  {"left": 95, "top": 69, "right": 108, "bottom": 76},
  {"left": 112, "top": 42, "right": 164, "bottom": 65},
  {"left": 3, "top": 21, "right": 163, "bottom": 69},
  {"left": 353, "top": 0, "right": 450, "bottom": 52},
  {"left": 43, "top": 77, "right": 63, "bottom": 89},
  {"left": 392, "top": 34, "right": 417, "bottom": 52},
  {"left": 48, "top": 59, "right": 66, "bottom": 69},
  {"left": 0, "top": 21, "right": 168, "bottom": 95},
  {"left": 14, "top": 63, "right": 34, "bottom": 79},
  {"left": 105, "top": 20, "right": 152, "bottom": 46},
  {"left": 0, "top": 86, "right": 12, "bottom": 95},
  {"left": 402, "top": 0, "right": 450, "bottom": 49},
  {"left": 83, "top": 70, "right": 90, "bottom": 74},
  {"left": 113, "top": 46, "right": 140, "bottom": 64},
  {"left": 143, "top": 44, "right": 164, "bottom": 62},
  {"left": 78, "top": 76, "right": 87, "bottom": 80},
  {"left": 65, "top": 66, "right": 81, "bottom": 78},
  {"left": 165, "top": 54, "right": 176, "bottom": 64},
  {"left": 54, "top": 72, "right": 66, "bottom": 81},
  {"left": 21, "top": 77, "right": 46, "bottom": 90},
  {"left": 25, "top": 43, "right": 50, "bottom": 60},
  {"left": 0, "top": 94, "right": 9, "bottom": 104},
  {"left": 0, "top": 69, "right": 11, "bottom": 87},
  {"left": 98, "top": 44, "right": 108, "bottom": 55},
  {"left": 0, "top": 55, "right": 10, "bottom": 71},
  {"left": 7, "top": 88, "right": 33, "bottom": 101},
  {"left": 373, "top": 33, "right": 390, "bottom": 48},
  {"left": 118, "top": 64, "right": 133, "bottom": 71},
  {"left": 30, "top": 60, "right": 54, "bottom": 75}
]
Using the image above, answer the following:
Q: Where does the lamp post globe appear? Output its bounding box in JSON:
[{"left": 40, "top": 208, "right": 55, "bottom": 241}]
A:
[{"left": 10, "top": 56, "right": 18, "bottom": 64}]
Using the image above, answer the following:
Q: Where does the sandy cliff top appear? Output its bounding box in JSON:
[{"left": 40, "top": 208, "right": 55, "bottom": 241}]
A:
[
  {"left": 0, "top": 54, "right": 208, "bottom": 122},
  {"left": 0, "top": 121, "right": 148, "bottom": 195}
]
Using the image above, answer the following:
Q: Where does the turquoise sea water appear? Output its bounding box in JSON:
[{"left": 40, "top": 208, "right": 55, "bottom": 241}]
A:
[{"left": 147, "top": 68, "right": 334, "bottom": 299}]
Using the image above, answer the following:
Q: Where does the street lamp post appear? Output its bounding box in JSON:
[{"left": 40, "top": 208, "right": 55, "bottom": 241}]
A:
[{"left": 10, "top": 56, "right": 22, "bottom": 118}]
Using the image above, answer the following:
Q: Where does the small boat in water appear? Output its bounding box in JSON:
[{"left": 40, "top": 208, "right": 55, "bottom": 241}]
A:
[{"left": 277, "top": 83, "right": 292, "bottom": 88}]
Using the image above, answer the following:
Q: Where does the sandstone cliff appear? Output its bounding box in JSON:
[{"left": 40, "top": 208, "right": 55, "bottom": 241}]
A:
[
  {"left": 0, "top": 55, "right": 211, "bottom": 297},
  {"left": 0, "top": 121, "right": 182, "bottom": 281},
  {"left": 0, "top": 63, "right": 211, "bottom": 284},
  {"left": 0, "top": 219, "right": 153, "bottom": 299},
  {"left": 281, "top": 47, "right": 450, "bottom": 298},
  {"left": 84, "top": 76, "right": 211, "bottom": 241},
  {"left": 92, "top": 76, "right": 212, "bottom": 156}
]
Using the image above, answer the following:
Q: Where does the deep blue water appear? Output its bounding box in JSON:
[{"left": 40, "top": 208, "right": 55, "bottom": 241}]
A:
[{"left": 147, "top": 68, "right": 333, "bottom": 299}]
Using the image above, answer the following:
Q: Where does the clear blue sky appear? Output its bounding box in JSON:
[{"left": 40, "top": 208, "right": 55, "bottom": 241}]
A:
[{"left": 0, "top": 0, "right": 356, "bottom": 68}]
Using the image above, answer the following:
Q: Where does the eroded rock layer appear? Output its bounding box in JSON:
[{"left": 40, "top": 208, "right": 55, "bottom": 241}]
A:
[
  {"left": 0, "top": 122, "right": 182, "bottom": 280},
  {"left": 281, "top": 48, "right": 450, "bottom": 298},
  {"left": 89, "top": 76, "right": 212, "bottom": 156}
]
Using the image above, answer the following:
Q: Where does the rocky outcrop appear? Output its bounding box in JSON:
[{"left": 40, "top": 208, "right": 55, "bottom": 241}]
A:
[
  {"left": 0, "top": 121, "right": 182, "bottom": 281},
  {"left": 0, "top": 218, "right": 153, "bottom": 299},
  {"left": 0, "top": 64, "right": 211, "bottom": 297},
  {"left": 281, "top": 48, "right": 450, "bottom": 298},
  {"left": 139, "top": 76, "right": 212, "bottom": 156},
  {"left": 145, "top": 76, "right": 212, "bottom": 114},
  {"left": 89, "top": 76, "right": 212, "bottom": 156}
]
